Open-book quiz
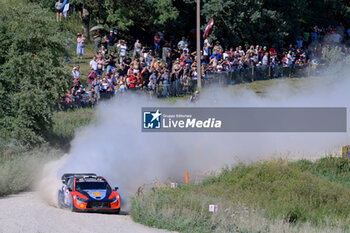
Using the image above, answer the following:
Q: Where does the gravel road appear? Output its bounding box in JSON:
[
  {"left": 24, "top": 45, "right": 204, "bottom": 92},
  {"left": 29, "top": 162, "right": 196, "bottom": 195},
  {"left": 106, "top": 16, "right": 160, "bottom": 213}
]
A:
[{"left": 0, "top": 192, "right": 174, "bottom": 233}]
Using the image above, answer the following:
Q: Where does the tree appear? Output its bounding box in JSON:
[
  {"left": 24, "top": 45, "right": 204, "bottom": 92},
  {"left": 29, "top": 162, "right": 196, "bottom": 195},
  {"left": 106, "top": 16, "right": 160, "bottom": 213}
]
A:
[
  {"left": 201, "top": 0, "right": 298, "bottom": 48},
  {"left": 0, "top": 3, "right": 71, "bottom": 144}
]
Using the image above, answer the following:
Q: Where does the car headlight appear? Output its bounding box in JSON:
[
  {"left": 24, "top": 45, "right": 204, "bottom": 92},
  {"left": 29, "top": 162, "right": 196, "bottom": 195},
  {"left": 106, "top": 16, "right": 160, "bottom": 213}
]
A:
[
  {"left": 110, "top": 196, "right": 117, "bottom": 202},
  {"left": 76, "top": 195, "right": 88, "bottom": 202}
]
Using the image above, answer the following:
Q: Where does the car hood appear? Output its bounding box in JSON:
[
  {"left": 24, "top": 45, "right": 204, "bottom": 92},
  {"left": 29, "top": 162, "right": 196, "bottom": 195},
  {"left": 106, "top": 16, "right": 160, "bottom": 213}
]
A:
[{"left": 79, "top": 189, "right": 109, "bottom": 200}]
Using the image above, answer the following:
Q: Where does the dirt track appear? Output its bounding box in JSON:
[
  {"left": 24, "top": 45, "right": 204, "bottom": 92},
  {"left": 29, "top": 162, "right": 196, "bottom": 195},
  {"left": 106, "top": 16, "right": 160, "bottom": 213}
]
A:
[{"left": 0, "top": 192, "right": 174, "bottom": 233}]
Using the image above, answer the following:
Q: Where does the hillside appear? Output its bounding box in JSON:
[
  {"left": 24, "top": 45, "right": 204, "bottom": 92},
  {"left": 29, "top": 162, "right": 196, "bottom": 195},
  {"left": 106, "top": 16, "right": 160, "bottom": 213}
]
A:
[{"left": 131, "top": 157, "right": 350, "bottom": 233}]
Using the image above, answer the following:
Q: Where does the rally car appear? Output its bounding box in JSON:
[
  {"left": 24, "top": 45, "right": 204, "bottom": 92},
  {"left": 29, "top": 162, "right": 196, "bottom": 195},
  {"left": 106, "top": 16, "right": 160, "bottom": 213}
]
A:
[{"left": 57, "top": 173, "right": 120, "bottom": 214}]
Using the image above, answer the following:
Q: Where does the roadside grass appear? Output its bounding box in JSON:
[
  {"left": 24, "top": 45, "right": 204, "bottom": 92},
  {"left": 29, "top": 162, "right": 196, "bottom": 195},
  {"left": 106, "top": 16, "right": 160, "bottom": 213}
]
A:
[
  {"left": 46, "top": 108, "right": 95, "bottom": 148},
  {"left": 0, "top": 108, "right": 95, "bottom": 197},
  {"left": 0, "top": 140, "right": 63, "bottom": 197},
  {"left": 291, "top": 157, "right": 350, "bottom": 188},
  {"left": 131, "top": 158, "right": 350, "bottom": 233}
]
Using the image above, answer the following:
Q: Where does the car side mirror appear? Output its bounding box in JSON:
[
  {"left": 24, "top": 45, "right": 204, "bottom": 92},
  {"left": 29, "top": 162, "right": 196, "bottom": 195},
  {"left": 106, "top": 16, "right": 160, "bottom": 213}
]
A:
[{"left": 114, "top": 187, "right": 119, "bottom": 191}]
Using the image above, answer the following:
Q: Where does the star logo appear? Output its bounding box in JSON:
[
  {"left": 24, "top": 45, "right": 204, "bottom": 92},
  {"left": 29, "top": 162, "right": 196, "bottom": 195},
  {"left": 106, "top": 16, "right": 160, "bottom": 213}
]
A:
[
  {"left": 143, "top": 109, "right": 162, "bottom": 129},
  {"left": 151, "top": 109, "right": 162, "bottom": 122}
]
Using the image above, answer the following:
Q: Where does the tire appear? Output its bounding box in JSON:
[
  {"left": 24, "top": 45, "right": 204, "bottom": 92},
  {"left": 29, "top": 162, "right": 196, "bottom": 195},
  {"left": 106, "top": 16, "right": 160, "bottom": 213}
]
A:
[
  {"left": 69, "top": 194, "right": 78, "bottom": 212},
  {"left": 115, "top": 208, "right": 120, "bottom": 214},
  {"left": 57, "top": 191, "right": 63, "bottom": 209}
]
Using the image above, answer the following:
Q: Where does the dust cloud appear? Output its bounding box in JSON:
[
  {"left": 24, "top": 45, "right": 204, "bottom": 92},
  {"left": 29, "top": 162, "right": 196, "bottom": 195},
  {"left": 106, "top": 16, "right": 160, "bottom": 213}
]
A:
[{"left": 40, "top": 70, "right": 350, "bottom": 209}]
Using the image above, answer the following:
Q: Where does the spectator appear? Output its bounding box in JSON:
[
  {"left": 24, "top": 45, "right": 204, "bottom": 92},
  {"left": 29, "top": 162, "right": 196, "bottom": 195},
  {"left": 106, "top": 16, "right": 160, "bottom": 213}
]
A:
[
  {"left": 90, "top": 56, "right": 98, "bottom": 71},
  {"left": 96, "top": 57, "right": 104, "bottom": 76},
  {"left": 93, "top": 30, "right": 102, "bottom": 54},
  {"left": 55, "top": 0, "right": 63, "bottom": 22},
  {"left": 269, "top": 46, "right": 277, "bottom": 56},
  {"left": 154, "top": 33, "right": 161, "bottom": 55},
  {"left": 105, "top": 30, "right": 117, "bottom": 53},
  {"left": 76, "top": 33, "right": 85, "bottom": 59},
  {"left": 203, "top": 43, "right": 210, "bottom": 63},
  {"left": 89, "top": 87, "right": 96, "bottom": 106},
  {"left": 106, "top": 51, "right": 116, "bottom": 74},
  {"left": 286, "top": 50, "right": 294, "bottom": 67},
  {"left": 72, "top": 65, "right": 80, "bottom": 84},
  {"left": 296, "top": 36, "right": 303, "bottom": 48},
  {"left": 87, "top": 68, "right": 96, "bottom": 90},
  {"left": 133, "top": 39, "right": 142, "bottom": 57},
  {"left": 262, "top": 52, "right": 269, "bottom": 66},
  {"left": 64, "top": 24, "right": 336, "bottom": 108},
  {"left": 128, "top": 74, "right": 137, "bottom": 89},
  {"left": 177, "top": 37, "right": 187, "bottom": 51},
  {"left": 117, "top": 40, "right": 127, "bottom": 64}
]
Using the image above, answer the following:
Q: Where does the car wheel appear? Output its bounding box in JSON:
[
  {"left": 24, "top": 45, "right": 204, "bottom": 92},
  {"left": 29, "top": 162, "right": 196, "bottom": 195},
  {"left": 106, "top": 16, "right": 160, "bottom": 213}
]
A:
[
  {"left": 57, "top": 191, "right": 63, "bottom": 209},
  {"left": 69, "top": 194, "right": 77, "bottom": 212},
  {"left": 115, "top": 208, "right": 120, "bottom": 214}
]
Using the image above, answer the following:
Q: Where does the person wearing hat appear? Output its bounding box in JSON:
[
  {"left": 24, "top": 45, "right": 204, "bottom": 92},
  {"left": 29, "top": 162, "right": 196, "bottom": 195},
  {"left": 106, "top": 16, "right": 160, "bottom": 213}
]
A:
[{"left": 213, "top": 41, "right": 222, "bottom": 53}]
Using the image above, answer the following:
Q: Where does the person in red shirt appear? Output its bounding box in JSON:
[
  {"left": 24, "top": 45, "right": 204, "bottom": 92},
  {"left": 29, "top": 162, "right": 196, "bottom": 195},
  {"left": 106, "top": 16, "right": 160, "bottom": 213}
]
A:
[
  {"left": 128, "top": 75, "right": 136, "bottom": 88},
  {"left": 269, "top": 45, "right": 277, "bottom": 56}
]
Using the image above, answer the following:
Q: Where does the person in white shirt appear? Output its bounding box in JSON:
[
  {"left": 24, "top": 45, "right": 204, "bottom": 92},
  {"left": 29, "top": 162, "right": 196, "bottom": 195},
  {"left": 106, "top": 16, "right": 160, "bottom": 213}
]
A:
[
  {"left": 90, "top": 56, "right": 98, "bottom": 71},
  {"left": 286, "top": 51, "right": 294, "bottom": 66},
  {"left": 117, "top": 40, "right": 127, "bottom": 63},
  {"left": 72, "top": 66, "right": 80, "bottom": 80},
  {"left": 262, "top": 52, "right": 269, "bottom": 66}
]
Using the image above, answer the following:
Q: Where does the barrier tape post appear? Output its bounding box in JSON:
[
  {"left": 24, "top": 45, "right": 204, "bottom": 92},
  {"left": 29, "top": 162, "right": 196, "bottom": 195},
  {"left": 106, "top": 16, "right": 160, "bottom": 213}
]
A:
[{"left": 186, "top": 172, "right": 189, "bottom": 186}]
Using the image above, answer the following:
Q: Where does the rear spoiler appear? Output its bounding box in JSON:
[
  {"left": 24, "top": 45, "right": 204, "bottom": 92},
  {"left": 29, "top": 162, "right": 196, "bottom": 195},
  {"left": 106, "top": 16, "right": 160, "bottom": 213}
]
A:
[{"left": 61, "top": 173, "right": 97, "bottom": 184}]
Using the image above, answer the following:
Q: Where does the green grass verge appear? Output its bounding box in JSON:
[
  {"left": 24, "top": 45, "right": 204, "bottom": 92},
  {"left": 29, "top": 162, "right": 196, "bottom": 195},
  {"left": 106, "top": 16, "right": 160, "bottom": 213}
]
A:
[
  {"left": 0, "top": 108, "right": 95, "bottom": 197},
  {"left": 0, "top": 140, "right": 62, "bottom": 196},
  {"left": 131, "top": 158, "right": 350, "bottom": 233},
  {"left": 291, "top": 157, "right": 350, "bottom": 189},
  {"left": 47, "top": 108, "right": 95, "bottom": 148}
]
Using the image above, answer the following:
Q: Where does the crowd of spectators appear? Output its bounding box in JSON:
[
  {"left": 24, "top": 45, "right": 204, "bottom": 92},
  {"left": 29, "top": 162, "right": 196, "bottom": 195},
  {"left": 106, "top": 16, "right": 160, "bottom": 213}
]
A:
[{"left": 63, "top": 23, "right": 350, "bottom": 108}]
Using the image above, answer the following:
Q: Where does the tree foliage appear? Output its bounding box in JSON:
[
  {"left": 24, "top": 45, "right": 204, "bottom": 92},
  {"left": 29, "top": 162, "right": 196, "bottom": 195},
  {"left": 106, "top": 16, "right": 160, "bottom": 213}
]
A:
[
  {"left": 0, "top": 2, "right": 71, "bottom": 144},
  {"left": 30, "top": 0, "right": 349, "bottom": 47},
  {"left": 202, "top": 0, "right": 350, "bottom": 48}
]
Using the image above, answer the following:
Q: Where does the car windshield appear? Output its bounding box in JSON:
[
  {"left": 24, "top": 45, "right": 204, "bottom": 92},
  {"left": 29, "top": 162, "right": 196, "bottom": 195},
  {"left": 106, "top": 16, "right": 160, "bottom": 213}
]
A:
[{"left": 75, "top": 181, "right": 110, "bottom": 191}]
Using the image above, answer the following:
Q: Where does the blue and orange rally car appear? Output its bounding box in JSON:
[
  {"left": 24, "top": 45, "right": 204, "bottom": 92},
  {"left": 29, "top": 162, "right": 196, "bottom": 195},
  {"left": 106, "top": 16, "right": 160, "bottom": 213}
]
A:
[{"left": 58, "top": 173, "right": 121, "bottom": 214}]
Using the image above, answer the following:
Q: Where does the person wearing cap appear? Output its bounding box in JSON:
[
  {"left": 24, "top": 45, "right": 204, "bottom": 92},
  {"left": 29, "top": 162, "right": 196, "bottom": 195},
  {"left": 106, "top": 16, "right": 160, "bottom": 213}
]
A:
[
  {"left": 105, "top": 30, "right": 117, "bottom": 53},
  {"left": 149, "top": 70, "right": 158, "bottom": 85},
  {"left": 72, "top": 65, "right": 80, "bottom": 83}
]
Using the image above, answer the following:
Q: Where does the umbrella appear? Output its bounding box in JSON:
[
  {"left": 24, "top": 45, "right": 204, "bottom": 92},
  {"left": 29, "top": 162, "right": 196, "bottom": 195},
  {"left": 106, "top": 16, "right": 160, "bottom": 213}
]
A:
[{"left": 90, "top": 25, "right": 104, "bottom": 32}]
